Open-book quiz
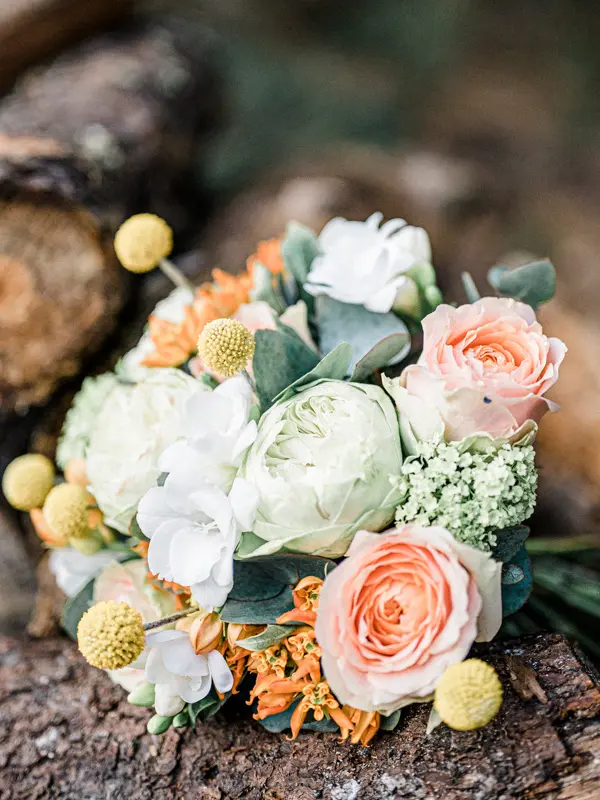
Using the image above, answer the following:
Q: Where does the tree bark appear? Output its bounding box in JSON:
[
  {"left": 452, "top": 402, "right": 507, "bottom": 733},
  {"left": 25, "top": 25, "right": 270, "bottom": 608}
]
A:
[
  {"left": 0, "top": 632, "right": 599, "bottom": 799},
  {"left": 0, "top": 0, "right": 134, "bottom": 92},
  {"left": 0, "top": 22, "right": 221, "bottom": 410}
]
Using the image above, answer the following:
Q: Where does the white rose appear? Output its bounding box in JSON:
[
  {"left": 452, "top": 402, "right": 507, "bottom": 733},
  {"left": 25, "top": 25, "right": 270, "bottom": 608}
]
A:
[
  {"left": 238, "top": 379, "right": 403, "bottom": 558},
  {"left": 48, "top": 548, "right": 123, "bottom": 597},
  {"left": 305, "top": 212, "right": 432, "bottom": 314},
  {"left": 86, "top": 369, "right": 205, "bottom": 533}
]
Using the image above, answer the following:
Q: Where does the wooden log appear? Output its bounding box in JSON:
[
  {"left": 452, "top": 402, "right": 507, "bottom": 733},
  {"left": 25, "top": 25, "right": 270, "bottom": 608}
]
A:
[
  {"left": 0, "top": 0, "right": 134, "bottom": 92},
  {"left": 0, "top": 632, "right": 598, "bottom": 799},
  {"left": 0, "top": 23, "right": 221, "bottom": 410}
]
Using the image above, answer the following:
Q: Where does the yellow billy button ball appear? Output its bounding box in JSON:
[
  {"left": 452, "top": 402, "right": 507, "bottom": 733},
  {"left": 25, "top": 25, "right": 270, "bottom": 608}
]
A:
[
  {"left": 78, "top": 601, "right": 145, "bottom": 670},
  {"left": 197, "top": 318, "right": 255, "bottom": 378},
  {"left": 43, "top": 483, "right": 89, "bottom": 540},
  {"left": 2, "top": 454, "right": 55, "bottom": 511},
  {"left": 434, "top": 658, "right": 503, "bottom": 731},
  {"left": 114, "top": 213, "right": 173, "bottom": 273}
]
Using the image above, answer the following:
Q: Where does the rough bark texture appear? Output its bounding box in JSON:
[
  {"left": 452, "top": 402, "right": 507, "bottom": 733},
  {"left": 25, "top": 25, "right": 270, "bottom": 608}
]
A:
[
  {"left": 0, "top": 0, "right": 134, "bottom": 92},
  {"left": 0, "top": 22, "right": 221, "bottom": 409},
  {"left": 0, "top": 632, "right": 599, "bottom": 799}
]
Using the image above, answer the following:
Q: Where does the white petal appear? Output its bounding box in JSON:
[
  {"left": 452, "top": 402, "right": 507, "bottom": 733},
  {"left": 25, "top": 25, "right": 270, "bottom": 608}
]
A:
[
  {"left": 154, "top": 683, "right": 185, "bottom": 716},
  {"left": 208, "top": 649, "right": 234, "bottom": 694},
  {"left": 190, "top": 576, "right": 232, "bottom": 611},
  {"left": 177, "top": 674, "right": 212, "bottom": 704},
  {"left": 169, "top": 526, "right": 224, "bottom": 587},
  {"left": 137, "top": 487, "right": 173, "bottom": 539},
  {"left": 228, "top": 477, "right": 259, "bottom": 532},
  {"left": 145, "top": 649, "right": 171, "bottom": 685},
  {"left": 147, "top": 520, "right": 181, "bottom": 580}
]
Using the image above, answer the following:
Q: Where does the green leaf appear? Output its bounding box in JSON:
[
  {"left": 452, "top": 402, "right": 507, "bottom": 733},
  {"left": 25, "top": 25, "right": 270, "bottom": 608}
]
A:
[
  {"left": 188, "top": 691, "right": 229, "bottom": 726},
  {"left": 257, "top": 699, "right": 339, "bottom": 733},
  {"left": 272, "top": 342, "right": 353, "bottom": 404},
  {"left": 380, "top": 710, "right": 402, "bottom": 731},
  {"left": 127, "top": 682, "right": 156, "bottom": 707},
  {"left": 250, "top": 262, "right": 287, "bottom": 313},
  {"left": 461, "top": 271, "right": 481, "bottom": 303},
  {"left": 157, "top": 472, "right": 168, "bottom": 487},
  {"left": 253, "top": 328, "right": 320, "bottom": 411},
  {"left": 61, "top": 578, "right": 95, "bottom": 640},
  {"left": 147, "top": 715, "right": 173, "bottom": 735},
  {"left": 351, "top": 333, "right": 410, "bottom": 383},
  {"left": 280, "top": 221, "right": 320, "bottom": 317},
  {"left": 236, "top": 624, "right": 298, "bottom": 651},
  {"left": 492, "top": 525, "right": 530, "bottom": 563},
  {"left": 129, "top": 514, "right": 149, "bottom": 542},
  {"left": 221, "top": 554, "right": 336, "bottom": 624},
  {"left": 316, "top": 296, "right": 410, "bottom": 379},
  {"left": 501, "top": 545, "right": 533, "bottom": 617},
  {"left": 173, "top": 711, "right": 190, "bottom": 729},
  {"left": 488, "top": 260, "right": 556, "bottom": 308}
]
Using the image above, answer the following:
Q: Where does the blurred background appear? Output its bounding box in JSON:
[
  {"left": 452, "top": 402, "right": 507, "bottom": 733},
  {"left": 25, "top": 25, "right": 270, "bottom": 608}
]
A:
[{"left": 0, "top": 0, "right": 599, "bottom": 649}]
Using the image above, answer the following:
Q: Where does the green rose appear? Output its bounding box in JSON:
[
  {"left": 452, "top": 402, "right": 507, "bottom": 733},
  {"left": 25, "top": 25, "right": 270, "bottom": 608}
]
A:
[{"left": 238, "top": 379, "right": 403, "bottom": 558}]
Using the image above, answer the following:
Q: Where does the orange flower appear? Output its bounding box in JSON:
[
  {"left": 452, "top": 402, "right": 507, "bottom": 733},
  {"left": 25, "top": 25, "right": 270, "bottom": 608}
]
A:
[
  {"left": 289, "top": 681, "right": 354, "bottom": 740},
  {"left": 247, "top": 238, "right": 284, "bottom": 276},
  {"left": 247, "top": 644, "right": 288, "bottom": 678},
  {"left": 277, "top": 576, "right": 323, "bottom": 626},
  {"left": 341, "top": 707, "right": 381, "bottom": 746}
]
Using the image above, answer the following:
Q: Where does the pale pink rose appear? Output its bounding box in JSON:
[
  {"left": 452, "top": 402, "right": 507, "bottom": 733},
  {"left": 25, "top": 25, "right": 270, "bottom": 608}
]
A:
[
  {"left": 387, "top": 297, "right": 566, "bottom": 444},
  {"left": 315, "top": 525, "right": 502, "bottom": 714}
]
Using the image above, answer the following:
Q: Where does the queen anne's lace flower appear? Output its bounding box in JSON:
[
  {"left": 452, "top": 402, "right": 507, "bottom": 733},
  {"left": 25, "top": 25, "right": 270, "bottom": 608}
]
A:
[{"left": 392, "top": 441, "right": 537, "bottom": 550}]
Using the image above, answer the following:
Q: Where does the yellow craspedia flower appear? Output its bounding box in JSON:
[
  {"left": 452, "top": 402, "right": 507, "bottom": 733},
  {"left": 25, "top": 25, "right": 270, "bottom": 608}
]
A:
[
  {"left": 197, "top": 318, "right": 255, "bottom": 377},
  {"left": 78, "top": 600, "right": 145, "bottom": 670},
  {"left": 114, "top": 213, "right": 173, "bottom": 273},
  {"left": 2, "top": 454, "right": 55, "bottom": 510},
  {"left": 434, "top": 658, "right": 503, "bottom": 731},
  {"left": 43, "top": 483, "right": 89, "bottom": 540}
]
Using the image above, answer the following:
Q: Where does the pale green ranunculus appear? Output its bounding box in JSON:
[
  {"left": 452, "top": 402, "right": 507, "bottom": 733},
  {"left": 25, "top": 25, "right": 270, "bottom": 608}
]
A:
[{"left": 238, "top": 379, "right": 403, "bottom": 558}]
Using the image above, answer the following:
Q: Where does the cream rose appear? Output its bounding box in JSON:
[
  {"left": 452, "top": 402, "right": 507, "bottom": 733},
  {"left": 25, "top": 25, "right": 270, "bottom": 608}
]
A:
[
  {"left": 386, "top": 297, "right": 566, "bottom": 446},
  {"left": 315, "top": 525, "right": 502, "bottom": 714}
]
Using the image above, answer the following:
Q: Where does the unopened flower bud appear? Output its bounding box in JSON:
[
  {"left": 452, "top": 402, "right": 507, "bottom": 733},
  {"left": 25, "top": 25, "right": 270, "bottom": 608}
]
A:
[{"left": 189, "top": 612, "right": 223, "bottom": 654}]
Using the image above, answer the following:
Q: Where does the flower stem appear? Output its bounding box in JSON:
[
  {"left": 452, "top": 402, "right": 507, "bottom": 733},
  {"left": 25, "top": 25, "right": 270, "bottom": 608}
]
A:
[
  {"left": 159, "top": 258, "right": 195, "bottom": 293},
  {"left": 144, "top": 608, "right": 195, "bottom": 632},
  {"left": 241, "top": 368, "right": 256, "bottom": 393},
  {"left": 526, "top": 534, "right": 600, "bottom": 555}
]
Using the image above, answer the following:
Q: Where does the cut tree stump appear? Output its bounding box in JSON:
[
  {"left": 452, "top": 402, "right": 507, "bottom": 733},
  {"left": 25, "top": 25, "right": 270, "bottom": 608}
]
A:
[
  {"left": 0, "top": 22, "right": 221, "bottom": 410},
  {"left": 0, "top": 632, "right": 599, "bottom": 799},
  {"left": 0, "top": 0, "right": 134, "bottom": 92}
]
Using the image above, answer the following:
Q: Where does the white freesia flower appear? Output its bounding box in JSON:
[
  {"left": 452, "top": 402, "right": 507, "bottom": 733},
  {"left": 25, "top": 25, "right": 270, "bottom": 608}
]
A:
[
  {"left": 117, "top": 287, "right": 194, "bottom": 382},
  {"left": 48, "top": 548, "right": 123, "bottom": 597},
  {"left": 86, "top": 369, "right": 205, "bottom": 533},
  {"left": 305, "top": 212, "right": 432, "bottom": 314},
  {"left": 158, "top": 376, "right": 258, "bottom": 493},
  {"left": 239, "top": 379, "right": 403, "bottom": 558},
  {"left": 135, "top": 629, "right": 233, "bottom": 716},
  {"left": 138, "top": 476, "right": 258, "bottom": 609}
]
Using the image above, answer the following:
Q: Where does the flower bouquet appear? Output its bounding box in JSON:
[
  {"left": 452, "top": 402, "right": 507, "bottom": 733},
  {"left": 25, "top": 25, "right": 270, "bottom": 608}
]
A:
[{"left": 3, "top": 212, "right": 566, "bottom": 743}]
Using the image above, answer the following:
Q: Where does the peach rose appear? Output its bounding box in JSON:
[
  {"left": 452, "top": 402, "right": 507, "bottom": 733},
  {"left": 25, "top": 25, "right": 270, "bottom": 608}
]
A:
[
  {"left": 315, "top": 525, "right": 501, "bottom": 714},
  {"left": 385, "top": 297, "right": 566, "bottom": 446}
]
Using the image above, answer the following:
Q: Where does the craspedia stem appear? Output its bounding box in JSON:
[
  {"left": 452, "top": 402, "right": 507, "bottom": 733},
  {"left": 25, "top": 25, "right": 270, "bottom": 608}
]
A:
[
  {"left": 158, "top": 258, "right": 195, "bottom": 293},
  {"left": 143, "top": 608, "right": 196, "bottom": 631}
]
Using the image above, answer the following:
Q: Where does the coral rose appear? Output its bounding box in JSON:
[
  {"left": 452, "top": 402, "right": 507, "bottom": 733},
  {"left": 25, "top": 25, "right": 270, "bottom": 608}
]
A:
[
  {"left": 385, "top": 297, "right": 566, "bottom": 447},
  {"left": 315, "top": 525, "right": 502, "bottom": 714}
]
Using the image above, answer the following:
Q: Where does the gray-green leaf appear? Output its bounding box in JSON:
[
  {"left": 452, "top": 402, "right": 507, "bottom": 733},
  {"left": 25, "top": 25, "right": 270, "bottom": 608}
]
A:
[
  {"left": 488, "top": 260, "right": 556, "bottom": 308},
  {"left": 236, "top": 624, "right": 298, "bottom": 651}
]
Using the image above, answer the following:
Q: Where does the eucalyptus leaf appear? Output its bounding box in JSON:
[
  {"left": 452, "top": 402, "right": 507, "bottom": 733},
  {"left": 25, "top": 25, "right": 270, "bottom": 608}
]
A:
[
  {"left": 272, "top": 342, "right": 353, "bottom": 404},
  {"left": 501, "top": 545, "right": 533, "bottom": 617},
  {"left": 236, "top": 624, "right": 298, "bottom": 651},
  {"left": 492, "top": 525, "right": 530, "bottom": 563},
  {"left": 380, "top": 710, "right": 402, "bottom": 731},
  {"left": 487, "top": 260, "right": 556, "bottom": 308},
  {"left": 221, "top": 554, "right": 336, "bottom": 624},
  {"left": 461, "top": 271, "right": 481, "bottom": 303},
  {"left": 61, "top": 578, "right": 95, "bottom": 640},
  {"left": 188, "top": 691, "right": 229, "bottom": 726},
  {"left": 253, "top": 328, "right": 320, "bottom": 411},
  {"left": 257, "top": 699, "right": 338, "bottom": 733},
  {"left": 281, "top": 221, "right": 321, "bottom": 317},
  {"left": 426, "top": 706, "right": 442, "bottom": 735},
  {"left": 250, "top": 262, "right": 287, "bottom": 313},
  {"left": 316, "top": 296, "right": 410, "bottom": 377},
  {"left": 351, "top": 333, "right": 410, "bottom": 383},
  {"left": 129, "top": 514, "right": 149, "bottom": 542}
]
